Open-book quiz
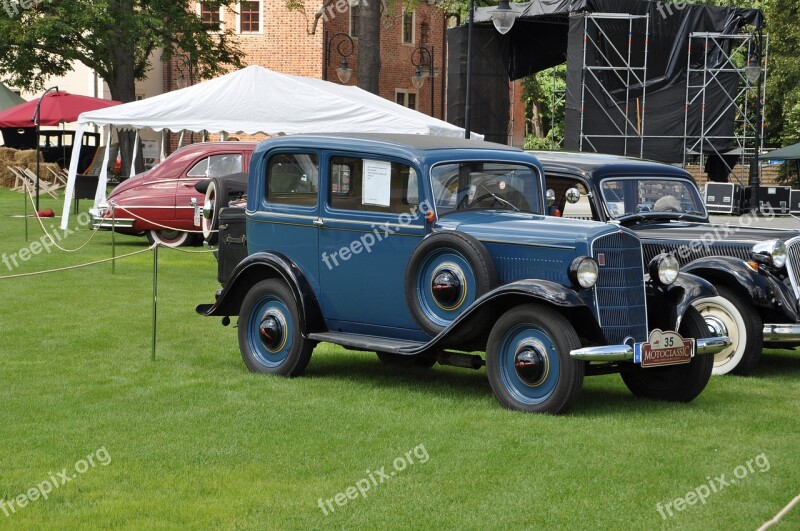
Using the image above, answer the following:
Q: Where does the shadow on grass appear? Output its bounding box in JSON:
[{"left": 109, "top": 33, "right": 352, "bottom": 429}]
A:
[{"left": 751, "top": 349, "right": 800, "bottom": 379}]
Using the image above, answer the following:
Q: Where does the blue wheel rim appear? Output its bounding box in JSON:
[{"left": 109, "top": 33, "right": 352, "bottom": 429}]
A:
[
  {"left": 415, "top": 249, "right": 477, "bottom": 328},
  {"left": 247, "top": 296, "right": 293, "bottom": 368},
  {"left": 498, "top": 323, "right": 560, "bottom": 405}
]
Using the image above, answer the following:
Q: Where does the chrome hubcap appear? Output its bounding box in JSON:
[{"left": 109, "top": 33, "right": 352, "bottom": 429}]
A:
[{"left": 514, "top": 339, "right": 549, "bottom": 387}]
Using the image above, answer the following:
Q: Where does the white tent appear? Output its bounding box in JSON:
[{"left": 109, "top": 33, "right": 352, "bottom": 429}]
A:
[{"left": 61, "top": 66, "right": 479, "bottom": 228}]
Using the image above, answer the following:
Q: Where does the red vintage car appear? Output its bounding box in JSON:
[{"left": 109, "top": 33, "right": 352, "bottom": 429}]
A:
[{"left": 91, "top": 142, "right": 256, "bottom": 246}]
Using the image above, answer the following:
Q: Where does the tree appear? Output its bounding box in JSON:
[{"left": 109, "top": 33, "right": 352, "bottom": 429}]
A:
[{"left": 0, "top": 0, "right": 243, "bottom": 174}]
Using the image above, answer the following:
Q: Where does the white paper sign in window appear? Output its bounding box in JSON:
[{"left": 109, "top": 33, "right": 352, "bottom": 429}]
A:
[{"left": 362, "top": 159, "right": 392, "bottom": 207}]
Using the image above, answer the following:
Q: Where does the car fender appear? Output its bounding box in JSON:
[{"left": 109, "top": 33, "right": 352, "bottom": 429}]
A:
[
  {"left": 429, "top": 279, "right": 606, "bottom": 351},
  {"left": 196, "top": 252, "right": 324, "bottom": 333},
  {"left": 646, "top": 273, "right": 716, "bottom": 332},
  {"left": 683, "top": 256, "right": 798, "bottom": 322}
]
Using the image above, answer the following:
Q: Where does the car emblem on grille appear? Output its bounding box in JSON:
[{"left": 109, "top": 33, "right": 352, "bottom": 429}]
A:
[{"left": 597, "top": 253, "right": 606, "bottom": 266}]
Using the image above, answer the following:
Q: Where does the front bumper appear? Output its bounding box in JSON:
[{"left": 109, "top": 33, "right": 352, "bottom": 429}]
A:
[
  {"left": 90, "top": 207, "right": 135, "bottom": 229},
  {"left": 762, "top": 324, "right": 800, "bottom": 343},
  {"left": 570, "top": 336, "right": 731, "bottom": 362}
]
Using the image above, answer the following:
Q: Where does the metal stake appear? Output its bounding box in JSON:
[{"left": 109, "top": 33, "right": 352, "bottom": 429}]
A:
[
  {"left": 152, "top": 244, "right": 158, "bottom": 361},
  {"left": 111, "top": 204, "right": 116, "bottom": 274}
]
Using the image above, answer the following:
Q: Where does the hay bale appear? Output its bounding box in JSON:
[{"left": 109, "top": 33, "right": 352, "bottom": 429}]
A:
[{"left": 14, "top": 150, "right": 42, "bottom": 165}]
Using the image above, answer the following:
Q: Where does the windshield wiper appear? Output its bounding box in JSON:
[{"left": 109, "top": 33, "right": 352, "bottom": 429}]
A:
[
  {"left": 614, "top": 212, "right": 648, "bottom": 223},
  {"left": 478, "top": 184, "right": 519, "bottom": 212},
  {"left": 676, "top": 210, "right": 705, "bottom": 221}
]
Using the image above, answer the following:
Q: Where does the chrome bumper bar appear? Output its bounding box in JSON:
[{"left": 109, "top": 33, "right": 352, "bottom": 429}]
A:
[
  {"left": 762, "top": 324, "right": 800, "bottom": 343},
  {"left": 90, "top": 211, "right": 135, "bottom": 230},
  {"left": 570, "top": 336, "right": 731, "bottom": 362}
]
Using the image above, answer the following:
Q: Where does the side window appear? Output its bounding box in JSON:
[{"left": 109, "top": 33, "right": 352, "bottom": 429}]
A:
[
  {"left": 547, "top": 176, "right": 594, "bottom": 220},
  {"left": 329, "top": 156, "right": 418, "bottom": 214},
  {"left": 266, "top": 153, "right": 319, "bottom": 206},
  {"left": 187, "top": 154, "right": 243, "bottom": 178}
]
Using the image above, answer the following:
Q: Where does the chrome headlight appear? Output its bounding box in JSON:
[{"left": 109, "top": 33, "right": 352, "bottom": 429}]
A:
[
  {"left": 752, "top": 240, "right": 786, "bottom": 269},
  {"left": 648, "top": 253, "right": 679, "bottom": 286},
  {"left": 569, "top": 256, "right": 599, "bottom": 289}
]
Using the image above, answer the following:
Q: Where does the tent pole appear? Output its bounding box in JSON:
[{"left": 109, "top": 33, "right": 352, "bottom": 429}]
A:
[{"left": 31, "top": 86, "right": 59, "bottom": 212}]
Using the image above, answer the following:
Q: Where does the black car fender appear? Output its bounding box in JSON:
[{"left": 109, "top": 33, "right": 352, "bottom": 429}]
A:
[
  {"left": 683, "top": 256, "right": 799, "bottom": 322},
  {"left": 431, "top": 279, "right": 606, "bottom": 351},
  {"left": 195, "top": 252, "right": 324, "bottom": 333},
  {"left": 646, "top": 273, "right": 716, "bottom": 332}
]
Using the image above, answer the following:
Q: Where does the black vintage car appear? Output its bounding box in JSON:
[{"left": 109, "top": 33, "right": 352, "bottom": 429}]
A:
[{"left": 535, "top": 151, "right": 800, "bottom": 376}]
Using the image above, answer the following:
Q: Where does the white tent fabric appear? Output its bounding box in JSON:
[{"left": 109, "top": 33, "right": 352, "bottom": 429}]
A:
[{"left": 61, "top": 65, "right": 478, "bottom": 229}]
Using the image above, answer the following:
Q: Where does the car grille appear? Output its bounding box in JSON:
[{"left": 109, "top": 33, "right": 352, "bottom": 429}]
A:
[
  {"left": 592, "top": 231, "right": 648, "bottom": 344},
  {"left": 642, "top": 241, "right": 752, "bottom": 267},
  {"left": 784, "top": 236, "right": 800, "bottom": 299}
]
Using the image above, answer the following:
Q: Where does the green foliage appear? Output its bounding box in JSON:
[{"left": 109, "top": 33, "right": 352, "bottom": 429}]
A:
[
  {"left": 0, "top": 1, "right": 244, "bottom": 98},
  {"left": 521, "top": 65, "right": 566, "bottom": 149}
]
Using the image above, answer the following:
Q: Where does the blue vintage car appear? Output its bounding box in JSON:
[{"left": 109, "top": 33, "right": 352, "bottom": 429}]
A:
[{"left": 198, "top": 134, "right": 730, "bottom": 414}]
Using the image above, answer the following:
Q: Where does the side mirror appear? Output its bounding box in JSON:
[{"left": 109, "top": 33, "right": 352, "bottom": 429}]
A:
[
  {"left": 565, "top": 187, "right": 581, "bottom": 204},
  {"left": 546, "top": 189, "right": 556, "bottom": 207}
]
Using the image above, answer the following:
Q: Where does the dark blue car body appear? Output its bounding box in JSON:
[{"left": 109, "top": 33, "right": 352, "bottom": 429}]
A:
[{"left": 200, "top": 134, "right": 728, "bottom": 413}]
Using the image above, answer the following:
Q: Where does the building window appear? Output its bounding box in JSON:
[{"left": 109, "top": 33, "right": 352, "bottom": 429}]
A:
[
  {"left": 136, "top": 94, "right": 145, "bottom": 101},
  {"left": 199, "top": 2, "right": 221, "bottom": 27},
  {"left": 395, "top": 89, "right": 417, "bottom": 110},
  {"left": 349, "top": 5, "right": 360, "bottom": 37},
  {"left": 402, "top": 10, "right": 414, "bottom": 44},
  {"left": 239, "top": 1, "right": 261, "bottom": 33}
]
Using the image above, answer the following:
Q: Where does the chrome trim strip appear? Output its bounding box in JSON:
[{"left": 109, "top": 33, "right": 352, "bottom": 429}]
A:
[
  {"left": 762, "top": 324, "right": 800, "bottom": 343},
  {"left": 472, "top": 238, "right": 575, "bottom": 250},
  {"left": 249, "top": 212, "right": 318, "bottom": 222}
]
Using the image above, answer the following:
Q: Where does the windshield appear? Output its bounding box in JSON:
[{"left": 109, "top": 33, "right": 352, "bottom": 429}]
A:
[
  {"left": 430, "top": 162, "right": 541, "bottom": 215},
  {"left": 600, "top": 177, "right": 706, "bottom": 219}
]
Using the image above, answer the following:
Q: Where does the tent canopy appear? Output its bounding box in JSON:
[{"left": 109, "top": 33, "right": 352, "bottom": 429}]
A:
[
  {"left": 77, "top": 65, "right": 472, "bottom": 137},
  {"left": 760, "top": 142, "right": 800, "bottom": 160},
  {"left": 62, "top": 66, "right": 478, "bottom": 228},
  {"left": 0, "top": 83, "right": 24, "bottom": 111}
]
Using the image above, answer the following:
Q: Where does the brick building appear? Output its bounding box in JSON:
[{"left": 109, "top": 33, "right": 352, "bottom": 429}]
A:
[{"left": 166, "top": 1, "right": 447, "bottom": 119}]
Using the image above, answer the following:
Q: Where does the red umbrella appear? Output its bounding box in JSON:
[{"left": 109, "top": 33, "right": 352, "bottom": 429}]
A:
[
  {"left": 0, "top": 90, "right": 120, "bottom": 127},
  {"left": 0, "top": 89, "right": 121, "bottom": 210}
]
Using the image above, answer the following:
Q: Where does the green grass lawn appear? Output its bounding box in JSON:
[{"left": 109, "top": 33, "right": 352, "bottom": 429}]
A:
[{"left": 0, "top": 188, "right": 798, "bottom": 530}]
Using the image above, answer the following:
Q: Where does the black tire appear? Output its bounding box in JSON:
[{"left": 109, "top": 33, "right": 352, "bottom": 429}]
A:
[
  {"left": 376, "top": 351, "right": 437, "bottom": 368},
  {"left": 237, "top": 279, "right": 313, "bottom": 376},
  {"left": 404, "top": 232, "right": 497, "bottom": 342},
  {"left": 202, "top": 178, "right": 228, "bottom": 245},
  {"left": 486, "top": 304, "right": 584, "bottom": 414},
  {"left": 694, "top": 285, "right": 762, "bottom": 376},
  {"left": 146, "top": 229, "right": 190, "bottom": 248},
  {"left": 621, "top": 306, "right": 713, "bottom": 403}
]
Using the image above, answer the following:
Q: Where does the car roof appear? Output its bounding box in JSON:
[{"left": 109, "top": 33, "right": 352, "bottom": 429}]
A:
[
  {"left": 529, "top": 150, "right": 692, "bottom": 179},
  {"left": 262, "top": 133, "right": 521, "bottom": 153}
]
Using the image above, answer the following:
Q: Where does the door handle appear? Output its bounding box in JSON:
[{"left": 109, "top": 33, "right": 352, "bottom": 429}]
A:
[{"left": 313, "top": 218, "right": 324, "bottom": 227}]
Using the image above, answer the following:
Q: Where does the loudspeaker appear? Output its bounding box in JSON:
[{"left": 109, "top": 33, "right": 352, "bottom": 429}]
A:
[{"left": 704, "top": 183, "right": 742, "bottom": 214}]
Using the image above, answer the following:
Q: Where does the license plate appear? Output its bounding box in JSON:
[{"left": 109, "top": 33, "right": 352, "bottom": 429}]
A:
[
  {"left": 634, "top": 329, "right": 694, "bottom": 368},
  {"left": 193, "top": 204, "right": 201, "bottom": 227}
]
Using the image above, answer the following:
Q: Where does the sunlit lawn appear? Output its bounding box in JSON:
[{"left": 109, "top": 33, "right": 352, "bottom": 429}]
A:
[{"left": 0, "top": 188, "right": 798, "bottom": 529}]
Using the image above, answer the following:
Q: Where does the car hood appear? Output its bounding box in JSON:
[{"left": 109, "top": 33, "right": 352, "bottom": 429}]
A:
[
  {"left": 435, "top": 210, "right": 624, "bottom": 249},
  {"left": 107, "top": 170, "right": 153, "bottom": 199},
  {"left": 629, "top": 220, "right": 800, "bottom": 244}
]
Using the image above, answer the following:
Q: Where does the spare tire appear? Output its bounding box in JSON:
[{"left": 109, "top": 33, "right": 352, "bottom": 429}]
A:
[
  {"left": 202, "top": 178, "right": 228, "bottom": 245},
  {"left": 405, "top": 231, "right": 497, "bottom": 341}
]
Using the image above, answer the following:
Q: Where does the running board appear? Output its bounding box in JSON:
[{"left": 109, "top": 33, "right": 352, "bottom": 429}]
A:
[{"left": 307, "top": 332, "right": 426, "bottom": 354}]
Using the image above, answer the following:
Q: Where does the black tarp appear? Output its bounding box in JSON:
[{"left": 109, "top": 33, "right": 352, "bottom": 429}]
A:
[
  {"left": 448, "top": 0, "right": 763, "bottom": 161},
  {"left": 447, "top": 25, "right": 511, "bottom": 143}
]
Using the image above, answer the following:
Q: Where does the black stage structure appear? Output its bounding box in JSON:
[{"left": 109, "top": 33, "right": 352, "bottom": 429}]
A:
[{"left": 447, "top": 0, "right": 764, "bottom": 174}]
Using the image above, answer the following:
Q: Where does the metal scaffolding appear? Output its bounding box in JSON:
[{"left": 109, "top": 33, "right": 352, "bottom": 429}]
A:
[
  {"left": 682, "top": 32, "right": 769, "bottom": 185},
  {"left": 578, "top": 13, "right": 650, "bottom": 157}
]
